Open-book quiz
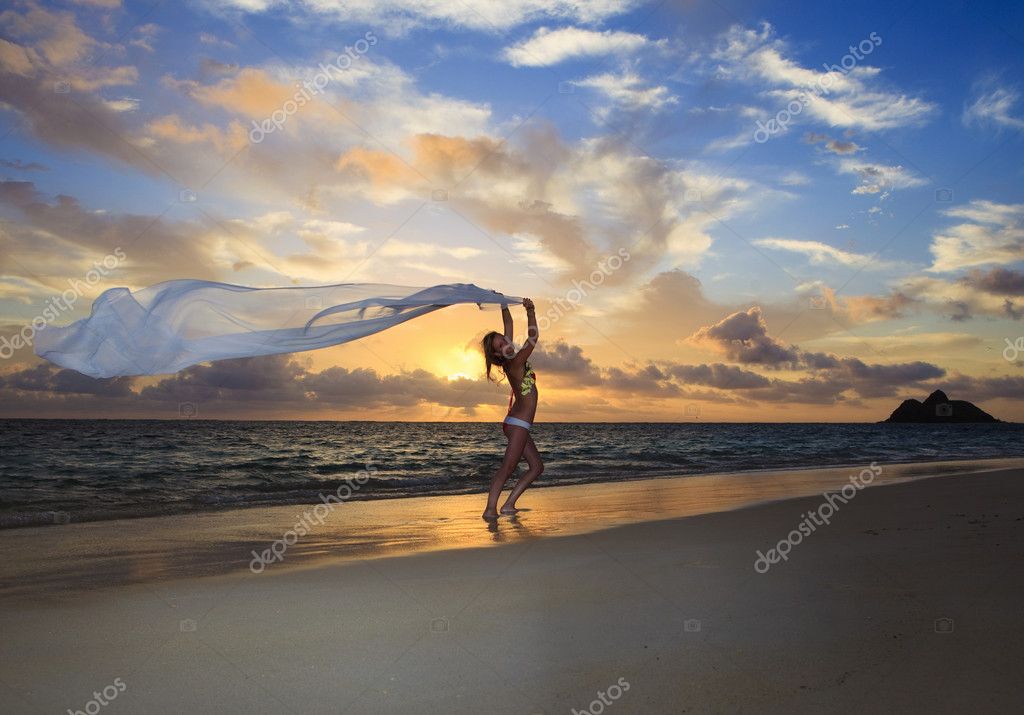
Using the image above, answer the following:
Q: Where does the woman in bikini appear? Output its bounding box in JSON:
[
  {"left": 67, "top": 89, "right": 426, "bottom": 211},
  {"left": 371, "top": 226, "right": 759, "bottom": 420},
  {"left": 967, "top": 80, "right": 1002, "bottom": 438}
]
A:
[{"left": 480, "top": 297, "right": 543, "bottom": 519}]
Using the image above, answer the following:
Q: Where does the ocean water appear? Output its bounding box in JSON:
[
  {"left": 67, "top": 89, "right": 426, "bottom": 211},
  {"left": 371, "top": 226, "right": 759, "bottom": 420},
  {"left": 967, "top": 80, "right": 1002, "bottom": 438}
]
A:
[{"left": 1, "top": 419, "right": 1022, "bottom": 528}]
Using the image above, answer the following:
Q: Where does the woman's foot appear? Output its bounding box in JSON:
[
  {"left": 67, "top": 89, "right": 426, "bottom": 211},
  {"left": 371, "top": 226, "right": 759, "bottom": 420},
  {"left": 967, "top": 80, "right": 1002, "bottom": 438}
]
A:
[
  {"left": 482, "top": 508, "right": 499, "bottom": 520},
  {"left": 499, "top": 505, "right": 519, "bottom": 515}
]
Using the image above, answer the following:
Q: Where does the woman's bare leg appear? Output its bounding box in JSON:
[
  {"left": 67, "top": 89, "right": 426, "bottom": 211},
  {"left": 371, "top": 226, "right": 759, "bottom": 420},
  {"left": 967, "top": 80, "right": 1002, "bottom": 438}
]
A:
[
  {"left": 482, "top": 426, "right": 529, "bottom": 519},
  {"left": 500, "top": 433, "right": 543, "bottom": 513}
]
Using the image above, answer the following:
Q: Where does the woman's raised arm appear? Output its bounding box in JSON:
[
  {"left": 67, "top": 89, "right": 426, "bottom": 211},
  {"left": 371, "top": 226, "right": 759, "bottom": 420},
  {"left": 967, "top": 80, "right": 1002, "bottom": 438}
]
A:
[
  {"left": 502, "top": 304, "right": 514, "bottom": 340},
  {"left": 513, "top": 298, "right": 538, "bottom": 364}
]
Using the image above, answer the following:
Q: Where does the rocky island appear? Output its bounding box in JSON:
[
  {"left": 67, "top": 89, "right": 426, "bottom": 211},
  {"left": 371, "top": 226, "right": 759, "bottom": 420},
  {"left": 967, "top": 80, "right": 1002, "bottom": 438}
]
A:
[{"left": 883, "top": 389, "right": 1002, "bottom": 423}]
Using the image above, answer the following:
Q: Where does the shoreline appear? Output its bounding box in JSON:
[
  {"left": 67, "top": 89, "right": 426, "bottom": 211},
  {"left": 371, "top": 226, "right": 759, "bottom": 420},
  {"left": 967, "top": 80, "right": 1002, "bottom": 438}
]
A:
[
  {"left": 5, "top": 451, "right": 1024, "bottom": 531},
  {"left": 2, "top": 456, "right": 1022, "bottom": 603},
  {"left": 2, "top": 460, "right": 1022, "bottom": 712}
]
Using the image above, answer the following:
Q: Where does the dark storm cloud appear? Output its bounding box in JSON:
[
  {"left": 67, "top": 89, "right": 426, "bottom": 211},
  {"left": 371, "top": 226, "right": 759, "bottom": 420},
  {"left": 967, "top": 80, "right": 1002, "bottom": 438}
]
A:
[
  {"left": 662, "top": 362, "right": 771, "bottom": 390},
  {"left": 960, "top": 267, "right": 1024, "bottom": 296},
  {"left": 531, "top": 339, "right": 603, "bottom": 385},
  {"left": 689, "top": 307, "right": 802, "bottom": 366},
  {"left": 0, "top": 362, "right": 133, "bottom": 396}
]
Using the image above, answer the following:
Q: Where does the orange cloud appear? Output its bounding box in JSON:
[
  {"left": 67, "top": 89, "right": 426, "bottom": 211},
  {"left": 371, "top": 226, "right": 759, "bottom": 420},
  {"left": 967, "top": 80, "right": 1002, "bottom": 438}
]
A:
[
  {"left": 412, "top": 133, "right": 508, "bottom": 183},
  {"left": 188, "top": 68, "right": 301, "bottom": 119},
  {"left": 335, "top": 146, "right": 423, "bottom": 190},
  {"left": 146, "top": 114, "right": 249, "bottom": 153}
]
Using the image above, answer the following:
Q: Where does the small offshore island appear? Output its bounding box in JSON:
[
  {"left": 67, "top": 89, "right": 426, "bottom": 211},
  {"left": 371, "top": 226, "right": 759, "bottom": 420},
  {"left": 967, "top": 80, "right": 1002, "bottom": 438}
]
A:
[{"left": 883, "top": 389, "right": 1002, "bottom": 423}]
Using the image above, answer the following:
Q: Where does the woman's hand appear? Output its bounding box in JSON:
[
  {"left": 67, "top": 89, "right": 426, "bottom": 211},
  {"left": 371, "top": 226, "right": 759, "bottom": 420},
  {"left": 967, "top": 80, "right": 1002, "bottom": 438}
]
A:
[{"left": 522, "top": 297, "right": 535, "bottom": 311}]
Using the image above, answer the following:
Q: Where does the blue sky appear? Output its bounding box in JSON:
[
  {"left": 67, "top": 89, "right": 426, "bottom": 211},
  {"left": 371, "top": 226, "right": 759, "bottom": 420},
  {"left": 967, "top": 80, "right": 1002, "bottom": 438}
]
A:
[{"left": 1, "top": 0, "right": 1023, "bottom": 420}]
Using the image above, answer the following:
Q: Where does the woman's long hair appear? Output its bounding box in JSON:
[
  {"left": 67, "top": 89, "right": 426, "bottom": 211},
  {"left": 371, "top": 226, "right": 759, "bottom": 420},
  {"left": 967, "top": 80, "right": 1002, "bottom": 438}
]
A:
[{"left": 481, "top": 330, "right": 507, "bottom": 383}]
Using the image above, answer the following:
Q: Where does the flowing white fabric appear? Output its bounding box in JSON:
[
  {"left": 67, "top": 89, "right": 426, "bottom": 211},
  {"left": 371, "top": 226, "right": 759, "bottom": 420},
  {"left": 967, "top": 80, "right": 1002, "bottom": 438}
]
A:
[{"left": 34, "top": 280, "right": 522, "bottom": 378}]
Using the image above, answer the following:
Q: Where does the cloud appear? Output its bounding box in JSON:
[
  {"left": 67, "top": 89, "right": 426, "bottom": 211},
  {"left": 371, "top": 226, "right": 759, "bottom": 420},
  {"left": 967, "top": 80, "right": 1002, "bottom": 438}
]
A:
[
  {"left": 0, "top": 329, "right": 965, "bottom": 416},
  {"left": 793, "top": 269, "right": 1024, "bottom": 326},
  {"left": 818, "top": 356, "right": 944, "bottom": 398},
  {"left": 896, "top": 275, "right": 1023, "bottom": 322},
  {"left": 681, "top": 303, "right": 945, "bottom": 399},
  {"left": 1, "top": 15, "right": 496, "bottom": 204},
  {"left": 199, "top": 32, "right": 235, "bottom": 48},
  {"left": 779, "top": 171, "right": 810, "bottom": 186},
  {"left": 938, "top": 373, "right": 1024, "bottom": 401},
  {"left": 0, "top": 2, "right": 136, "bottom": 90},
  {"left": 0, "top": 158, "right": 48, "bottom": 171},
  {"left": 714, "top": 23, "right": 936, "bottom": 132},
  {"left": 688, "top": 307, "right": 801, "bottom": 366},
  {"left": 503, "top": 26, "right": 650, "bottom": 66},
  {"left": 663, "top": 362, "right": 771, "bottom": 389},
  {"left": 224, "top": 210, "right": 484, "bottom": 283},
  {"left": 605, "top": 269, "right": 728, "bottom": 349},
  {"left": 604, "top": 351, "right": 944, "bottom": 403},
  {"left": 0, "top": 180, "right": 225, "bottom": 293},
  {"left": 959, "top": 267, "right": 1024, "bottom": 296},
  {"left": 0, "top": 181, "right": 483, "bottom": 314},
  {"left": 836, "top": 159, "right": 927, "bottom": 195},
  {"left": 0, "top": 363, "right": 133, "bottom": 396},
  {"left": 0, "top": 354, "right": 504, "bottom": 417},
  {"left": 531, "top": 339, "right": 603, "bottom": 384},
  {"left": 927, "top": 200, "right": 1024, "bottom": 272},
  {"left": 573, "top": 70, "right": 677, "bottom": 117},
  {"left": 336, "top": 130, "right": 756, "bottom": 279},
  {"left": 963, "top": 83, "right": 1024, "bottom": 130},
  {"left": 0, "top": 6, "right": 762, "bottom": 287},
  {"left": 842, "top": 290, "right": 917, "bottom": 322},
  {"left": 1, "top": 1, "right": 100, "bottom": 66},
  {"left": 216, "top": 1, "right": 641, "bottom": 33},
  {"left": 753, "top": 237, "right": 901, "bottom": 269},
  {"left": 805, "top": 131, "right": 860, "bottom": 154},
  {"left": 600, "top": 364, "right": 681, "bottom": 397}
]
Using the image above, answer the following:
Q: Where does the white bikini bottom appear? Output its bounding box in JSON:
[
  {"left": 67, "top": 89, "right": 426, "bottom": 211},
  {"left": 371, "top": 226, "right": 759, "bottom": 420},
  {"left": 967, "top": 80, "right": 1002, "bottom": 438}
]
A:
[{"left": 503, "top": 415, "right": 532, "bottom": 431}]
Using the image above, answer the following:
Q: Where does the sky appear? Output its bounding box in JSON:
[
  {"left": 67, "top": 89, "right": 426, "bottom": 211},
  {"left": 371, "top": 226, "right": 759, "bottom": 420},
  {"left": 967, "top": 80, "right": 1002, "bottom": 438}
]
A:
[{"left": 0, "top": 0, "right": 1023, "bottom": 422}]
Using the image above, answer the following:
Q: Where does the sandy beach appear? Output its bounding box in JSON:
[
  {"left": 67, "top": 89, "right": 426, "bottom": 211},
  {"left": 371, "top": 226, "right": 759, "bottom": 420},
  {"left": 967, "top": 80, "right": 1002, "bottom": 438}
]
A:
[{"left": 3, "top": 459, "right": 1024, "bottom": 713}]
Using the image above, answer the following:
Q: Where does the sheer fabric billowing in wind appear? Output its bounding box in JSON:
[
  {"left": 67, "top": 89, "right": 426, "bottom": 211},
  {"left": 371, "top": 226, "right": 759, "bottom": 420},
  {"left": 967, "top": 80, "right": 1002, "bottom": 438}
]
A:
[{"left": 34, "top": 280, "right": 521, "bottom": 379}]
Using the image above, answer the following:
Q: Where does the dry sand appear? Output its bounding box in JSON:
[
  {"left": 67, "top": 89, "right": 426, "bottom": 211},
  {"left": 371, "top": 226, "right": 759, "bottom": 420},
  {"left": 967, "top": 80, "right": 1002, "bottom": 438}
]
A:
[{"left": 2, "top": 460, "right": 1023, "bottom": 713}]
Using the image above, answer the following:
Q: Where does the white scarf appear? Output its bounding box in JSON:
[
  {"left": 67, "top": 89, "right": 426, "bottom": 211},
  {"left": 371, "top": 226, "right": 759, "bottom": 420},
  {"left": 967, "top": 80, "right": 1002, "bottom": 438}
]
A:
[{"left": 34, "top": 280, "right": 520, "bottom": 378}]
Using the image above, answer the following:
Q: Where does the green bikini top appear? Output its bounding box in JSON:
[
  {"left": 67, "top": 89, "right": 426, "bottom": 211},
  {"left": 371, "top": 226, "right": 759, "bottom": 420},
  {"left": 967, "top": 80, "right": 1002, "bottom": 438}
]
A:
[
  {"left": 508, "top": 361, "right": 537, "bottom": 405},
  {"left": 520, "top": 361, "right": 536, "bottom": 396}
]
